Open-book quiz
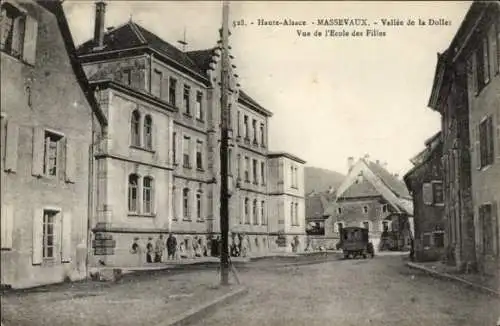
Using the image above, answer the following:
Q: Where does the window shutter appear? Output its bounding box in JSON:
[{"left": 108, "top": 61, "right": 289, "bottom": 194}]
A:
[
  {"left": 422, "top": 183, "right": 433, "bottom": 205},
  {"left": 471, "top": 51, "right": 478, "bottom": 95},
  {"left": 1, "top": 204, "right": 14, "bottom": 249},
  {"left": 474, "top": 125, "right": 481, "bottom": 170},
  {"left": 161, "top": 76, "right": 169, "bottom": 101},
  {"left": 490, "top": 24, "right": 498, "bottom": 75},
  {"left": 61, "top": 211, "right": 72, "bottom": 263},
  {"left": 496, "top": 111, "right": 500, "bottom": 160},
  {"left": 23, "top": 15, "right": 38, "bottom": 65},
  {"left": 5, "top": 120, "right": 19, "bottom": 173},
  {"left": 32, "top": 208, "right": 43, "bottom": 265},
  {"left": 65, "top": 138, "right": 76, "bottom": 183},
  {"left": 31, "top": 127, "right": 44, "bottom": 177},
  {"left": 466, "top": 55, "right": 474, "bottom": 99},
  {"left": 490, "top": 201, "right": 499, "bottom": 256},
  {"left": 483, "top": 38, "right": 490, "bottom": 84},
  {"left": 130, "top": 70, "right": 140, "bottom": 89}
]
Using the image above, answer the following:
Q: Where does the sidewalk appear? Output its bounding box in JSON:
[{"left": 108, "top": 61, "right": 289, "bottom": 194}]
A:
[
  {"left": 1, "top": 268, "right": 246, "bottom": 326},
  {"left": 406, "top": 261, "right": 499, "bottom": 297}
]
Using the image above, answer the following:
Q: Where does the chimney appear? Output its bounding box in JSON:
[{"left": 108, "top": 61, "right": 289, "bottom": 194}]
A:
[
  {"left": 347, "top": 157, "right": 354, "bottom": 172},
  {"left": 94, "top": 1, "right": 107, "bottom": 48}
]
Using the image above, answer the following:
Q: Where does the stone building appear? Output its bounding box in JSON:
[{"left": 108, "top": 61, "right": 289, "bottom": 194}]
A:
[
  {"left": 404, "top": 132, "right": 446, "bottom": 262},
  {"left": 0, "top": 0, "right": 107, "bottom": 288},
  {"left": 75, "top": 2, "right": 306, "bottom": 266},
  {"left": 329, "top": 156, "right": 414, "bottom": 251},
  {"left": 427, "top": 1, "right": 499, "bottom": 275}
]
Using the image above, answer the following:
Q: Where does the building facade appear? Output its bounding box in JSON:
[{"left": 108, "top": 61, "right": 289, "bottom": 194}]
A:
[
  {"left": 329, "top": 156, "right": 414, "bottom": 251},
  {"left": 75, "top": 2, "right": 306, "bottom": 267},
  {"left": 404, "top": 132, "right": 446, "bottom": 262},
  {"left": 0, "top": 0, "right": 106, "bottom": 288},
  {"left": 428, "top": 1, "right": 499, "bottom": 275},
  {"left": 462, "top": 2, "right": 499, "bottom": 277}
]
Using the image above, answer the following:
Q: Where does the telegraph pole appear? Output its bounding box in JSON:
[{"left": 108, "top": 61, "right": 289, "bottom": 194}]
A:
[{"left": 219, "top": 0, "right": 230, "bottom": 286}]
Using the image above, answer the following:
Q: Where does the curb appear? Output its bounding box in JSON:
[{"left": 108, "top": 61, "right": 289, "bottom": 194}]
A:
[
  {"left": 406, "top": 262, "right": 500, "bottom": 298},
  {"left": 156, "top": 286, "right": 249, "bottom": 326}
]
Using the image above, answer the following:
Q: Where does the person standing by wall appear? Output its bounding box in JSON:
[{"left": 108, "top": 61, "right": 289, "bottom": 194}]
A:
[
  {"left": 155, "top": 235, "right": 165, "bottom": 263},
  {"left": 166, "top": 233, "right": 177, "bottom": 260},
  {"left": 146, "top": 237, "right": 154, "bottom": 263}
]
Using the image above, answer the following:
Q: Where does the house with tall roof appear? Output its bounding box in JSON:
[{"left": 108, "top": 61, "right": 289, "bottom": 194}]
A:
[
  {"left": 328, "top": 156, "right": 414, "bottom": 251},
  {"left": 1, "top": 0, "right": 107, "bottom": 288},
  {"left": 74, "top": 1, "right": 306, "bottom": 267},
  {"left": 404, "top": 132, "right": 445, "bottom": 262},
  {"left": 427, "top": 1, "right": 499, "bottom": 278}
]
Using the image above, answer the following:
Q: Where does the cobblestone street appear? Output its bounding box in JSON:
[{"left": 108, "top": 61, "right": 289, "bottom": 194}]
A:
[{"left": 198, "top": 254, "right": 500, "bottom": 326}]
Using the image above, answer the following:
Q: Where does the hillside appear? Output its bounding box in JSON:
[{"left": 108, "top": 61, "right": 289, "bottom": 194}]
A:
[{"left": 305, "top": 166, "right": 345, "bottom": 194}]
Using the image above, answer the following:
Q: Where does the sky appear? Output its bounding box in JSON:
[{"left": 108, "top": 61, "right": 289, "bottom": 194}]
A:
[{"left": 63, "top": 1, "right": 472, "bottom": 177}]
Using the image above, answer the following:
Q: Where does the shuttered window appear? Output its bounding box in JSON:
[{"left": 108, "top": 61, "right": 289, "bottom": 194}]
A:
[
  {"left": 4, "top": 120, "right": 18, "bottom": 173},
  {"left": 479, "top": 204, "right": 494, "bottom": 255},
  {"left": 151, "top": 69, "right": 162, "bottom": 98},
  {"left": 1, "top": 4, "right": 38, "bottom": 65},
  {"left": 1, "top": 204, "right": 14, "bottom": 249},
  {"left": 479, "top": 116, "right": 495, "bottom": 168},
  {"left": 61, "top": 211, "right": 72, "bottom": 263},
  {"left": 422, "top": 183, "right": 433, "bottom": 205}
]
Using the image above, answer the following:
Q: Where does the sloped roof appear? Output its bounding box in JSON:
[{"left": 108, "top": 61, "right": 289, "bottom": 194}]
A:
[
  {"left": 340, "top": 178, "right": 380, "bottom": 198},
  {"left": 306, "top": 193, "right": 327, "bottom": 220},
  {"left": 76, "top": 21, "right": 207, "bottom": 79},
  {"left": 186, "top": 48, "right": 217, "bottom": 72},
  {"left": 366, "top": 160, "right": 411, "bottom": 199}
]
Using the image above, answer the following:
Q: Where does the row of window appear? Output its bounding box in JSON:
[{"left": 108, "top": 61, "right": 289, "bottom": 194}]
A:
[
  {"left": 239, "top": 154, "right": 266, "bottom": 185},
  {"left": 171, "top": 132, "right": 205, "bottom": 170},
  {"left": 242, "top": 198, "right": 267, "bottom": 225},
  {"left": 336, "top": 204, "right": 389, "bottom": 215},
  {"left": 467, "top": 20, "right": 499, "bottom": 96},
  {"left": 1, "top": 118, "right": 77, "bottom": 183},
  {"left": 333, "top": 220, "right": 391, "bottom": 233},
  {"left": 238, "top": 112, "right": 266, "bottom": 148},
  {"left": 130, "top": 110, "right": 153, "bottom": 150}
]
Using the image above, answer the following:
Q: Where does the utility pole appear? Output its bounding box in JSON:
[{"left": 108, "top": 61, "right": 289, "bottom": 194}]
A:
[{"left": 219, "top": 0, "right": 230, "bottom": 286}]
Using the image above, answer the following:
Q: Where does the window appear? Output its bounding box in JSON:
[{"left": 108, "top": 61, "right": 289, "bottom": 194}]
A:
[
  {"left": 1, "top": 3, "right": 37, "bottom": 64},
  {"left": 260, "top": 162, "right": 265, "bottom": 185},
  {"left": 260, "top": 123, "right": 265, "bottom": 146},
  {"left": 183, "top": 85, "right": 191, "bottom": 115},
  {"left": 337, "top": 207, "right": 342, "bottom": 215},
  {"left": 169, "top": 78, "right": 177, "bottom": 106},
  {"left": 131, "top": 110, "right": 141, "bottom": 147},
  {"left": 382, "top": 221, "right": 389, "bottom": 232},
  {"left": 290, "top": 166, "right": 294, "bottom": 188},
  {"left": 422, "top": 233, "right": 431, "bottom": 247},
  {"left": 196, "top": 140, "right": 203, "bottom": 170},
  {"left": 183, "top": 136, "right": 191, "bottom": 168},
  {"left": 183, "top": 188, "right": 190, "bottom": 218},
  {"left": 195, "top": 92, "right": 203, "bottom": 120},
  {"left": 482, "top": 36, "right": 490, "bottom": 85},
  {"left": 244, "top": 115, "right": 249, "bottom": 139},
  {"left": 151, "top": 69, "right": 162, "bottom": 98},
  {"left": 244, "top": 156, "right": 249, "bottom": 182},
  {"left": 252, "top": 119, "right": 257, "bottom": 143},
  {"left": 382, "top": 204, "right": 388, "bottom": 213},
  {"left": 43, "top": 131, "right": 62, "bottom": 177},
  {"left": 237, "top": 111, "right": 241, "bottom": 136},
  {"left": 295, "top": 203, "right": 299, "bottom": 226},
  {"left": 172, "top": 186, "right": 177, "bottom": 219},
  {"left": 237, "top": 154, "right": 241, "bottom": 179},
  {"left": 143, "top": 115, "right": 152, "bottom": 150},
  {"left": 363, "top": 221, "right": 370, "bottom": 231},
  {"left": 479, "top": 116, "right": 494, "bottom": 168},
  {"left": 253, "top": 199, "right": 258, "bottom": 224},
  {"left": 143, "top": 177, "right": 153, "bottom": 214},
  {"left": 128, "top": 174, "right": 139, "bottom": 212},
  {"left": 363, "top": 206, "right": 368, "bottom": 214},
  {"left": 244, "top": 198, "right": 250, "bottom": 224},
  {"left": 432, "top": 182, "right": 444, "bottom": 204},
  {"left": 261, "top": 201, "right": 266, "bottom": 225},
  {"left": 122, "top": 69, "right": 132, "bottom": 86},
  {"left": 42, "top": 210, "right": 57, "bottom": 259},
  {"left": 290, "top": 202, "right": 295, "bottom": 225},
  {"left": 172, "top": 132, "right": 177, "bottom": 164},
  {"left": 479, "top": 203, "right": 495, "bottom": 255},
  {"left": 423, "top": 181, "right": 444, "bottom": 206},
  {"left": 252, "top": 159, "right": 258, "bottom": 184},
  {"left": 433, "top": 231, "right": 445, "bottom": 248},
  {"left": 337, "top": 222, "right": 344, "bottom": 234},
  {"left": 196, "top": 191, "right": 202, "bottom": 220}
]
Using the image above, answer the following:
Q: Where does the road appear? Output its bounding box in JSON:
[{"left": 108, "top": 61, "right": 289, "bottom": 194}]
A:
[{"left": 197, "top": 254, "right": 500, "bottom": 326}]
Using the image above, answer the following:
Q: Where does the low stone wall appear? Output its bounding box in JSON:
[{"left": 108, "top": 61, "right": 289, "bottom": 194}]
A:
[{"left": 305, "top": 236, "right": 339, "bottom": 251}]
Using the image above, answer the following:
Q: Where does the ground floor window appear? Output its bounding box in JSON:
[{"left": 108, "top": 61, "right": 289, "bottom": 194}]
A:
[
  {"left": 43, "top": 210, "right": 57, "bottom": 259},
  {"left": 433, "top": 231, "right": 445, "bottom": 248}
]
